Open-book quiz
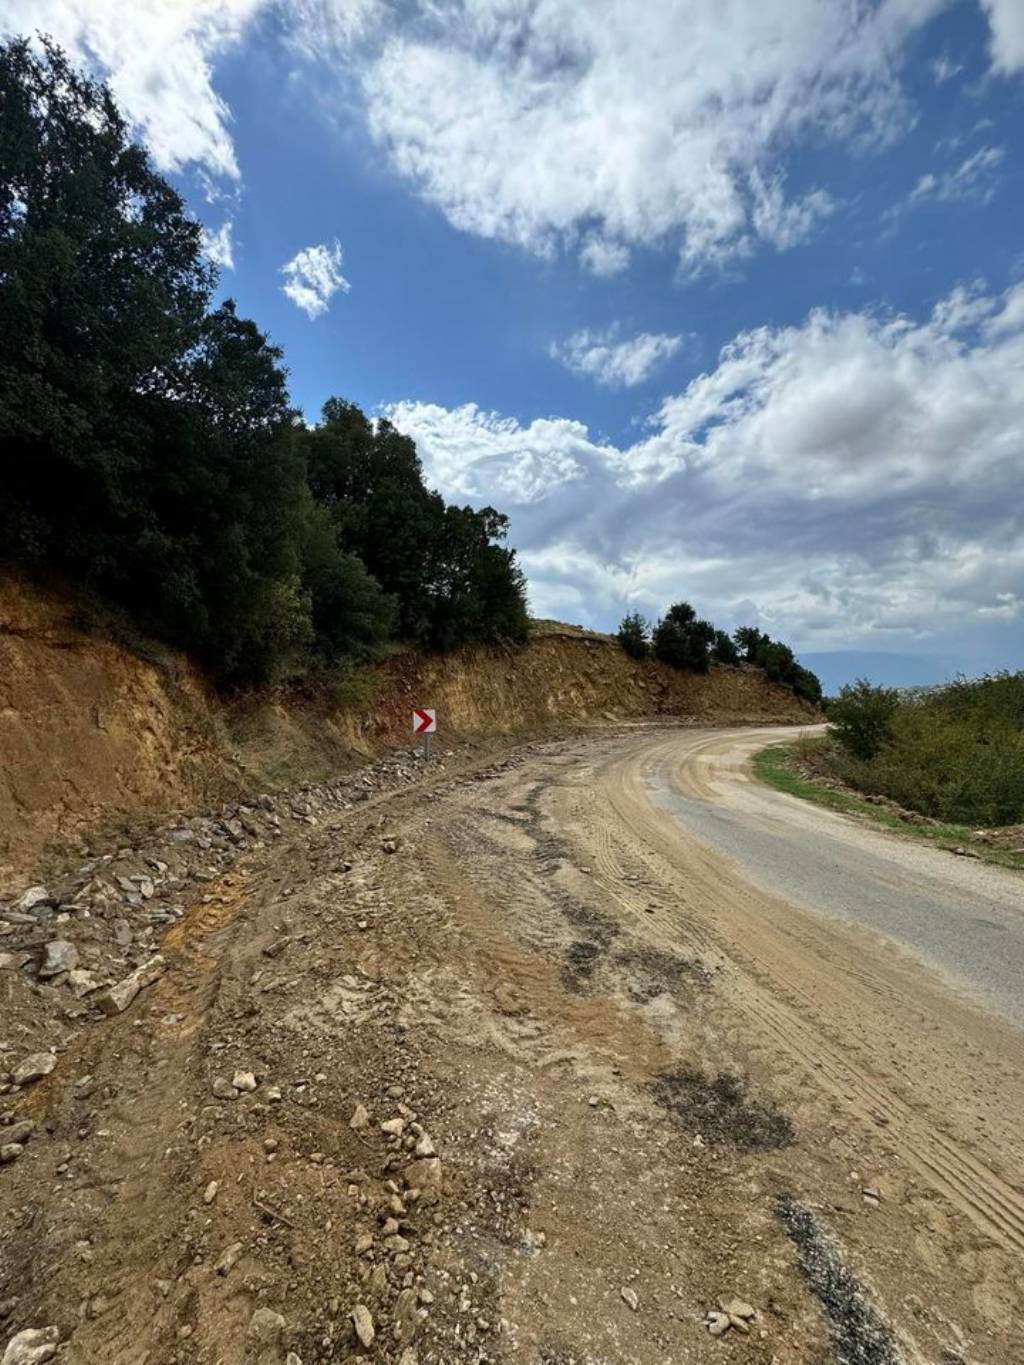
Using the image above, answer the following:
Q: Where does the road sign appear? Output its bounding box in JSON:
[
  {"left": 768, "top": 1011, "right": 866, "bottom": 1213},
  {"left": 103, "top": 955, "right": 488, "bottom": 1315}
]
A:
[{"left": 412, "top": 708, "right": 436, "bottom": 735}]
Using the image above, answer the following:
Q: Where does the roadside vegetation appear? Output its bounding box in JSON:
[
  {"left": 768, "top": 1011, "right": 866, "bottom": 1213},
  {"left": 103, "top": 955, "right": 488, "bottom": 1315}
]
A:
[
  {"left": 617, "top": 607, "right": 822, "bottom": 704},
  {"left": 755, "top": 673, "right": 1024, "bottom": 869},
  {"left": 0, "top": 38, "right": 528, "bottom": 689}
]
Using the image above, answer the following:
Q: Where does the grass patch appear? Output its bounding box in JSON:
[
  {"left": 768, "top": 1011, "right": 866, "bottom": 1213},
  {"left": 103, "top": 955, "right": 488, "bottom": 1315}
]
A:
[{"left": 754, "top": 741, "right": 1024, "bottom": 872}]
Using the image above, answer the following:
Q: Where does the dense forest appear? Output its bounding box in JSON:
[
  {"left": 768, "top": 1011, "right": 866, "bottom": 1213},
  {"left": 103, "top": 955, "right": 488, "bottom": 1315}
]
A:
[{"left": 0, "top": 38, "right": 528, "bottom": 686}]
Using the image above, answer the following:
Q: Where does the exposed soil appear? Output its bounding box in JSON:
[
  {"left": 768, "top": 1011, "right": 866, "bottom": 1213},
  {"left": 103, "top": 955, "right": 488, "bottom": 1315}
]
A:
[{"left": 2, "top": 724, "right": 1022, "bottom": 1365}]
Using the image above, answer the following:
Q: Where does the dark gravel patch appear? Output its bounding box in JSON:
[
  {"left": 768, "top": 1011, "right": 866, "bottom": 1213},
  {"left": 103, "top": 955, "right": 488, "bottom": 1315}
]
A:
[
  {"left": 777, "top": 1196, "right": 903, "bottom": 1365},
  {"left": 652, "top": 1068, "right": 795, "bottom": 1150}
]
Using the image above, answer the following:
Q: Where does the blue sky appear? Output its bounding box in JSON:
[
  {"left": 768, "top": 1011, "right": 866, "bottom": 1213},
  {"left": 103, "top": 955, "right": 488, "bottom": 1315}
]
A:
[{"left": 5, "top": 0, "right": 1023, "bottom": 686}]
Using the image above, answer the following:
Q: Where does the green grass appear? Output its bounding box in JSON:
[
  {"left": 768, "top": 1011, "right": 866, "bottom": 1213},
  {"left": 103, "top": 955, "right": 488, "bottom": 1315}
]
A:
[{"left": 753, "top": 742, "right": 1024, "bottom": 872}]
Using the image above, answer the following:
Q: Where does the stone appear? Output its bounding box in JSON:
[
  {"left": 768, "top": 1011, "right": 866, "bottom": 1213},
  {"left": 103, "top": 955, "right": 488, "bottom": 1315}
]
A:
[
  {"left": 404, "top": 1158, "right": 442, "bottom": 1194},
  {"left": 211, "top": 1077, "right": 237, "bottom": 1100},
  {"left": 248, "top": 1308, "right": 285, "bottom": 1347},
  {"left": 620, "top": 1287, "right": 639, "bottom": 1312},
  {"left": 720, "top": 1299, "right": 755, "bottom": 1321},
  {"left": 286, "top": 1356, "right": 303, "bottom": 1365},
  {"left": 354, "top": 1233, "right": 374, "bottom": 1255},
  {"left": 14, "top": 888, "right": 53, "bottom": 914},
  {"left": 397, "top": 1353, "right": 418, "bottom": 1365},
  {"left": 384, "top": 1235, "right": 411, "bottom": 1254},
  {"left": 351, "top": 1304, "right": 375, "bottom": 1348},
  {"left": 12, "top": 1054, "right": 56, "bottom": 1086},
  {"left": 94, "top": 955, "right": 165, "bottom": 1016},
  {"left": 706, "top": 1312, "right": 731, "bottom": 1337},
  {"left": 5, "top": 1122, "right": 34, "bottom": 1146},
  {"left": 67, "top": 970, "right": 102, "bottom": 999},
  {"left": 394, "top": 1287, "right": 420, "bottom": 1345},
  {"left": 0, "top": 953, "right": 21, "bottom": 971},
  {"left": 38, "top": 940, "right": 78, "bottom": 979},
  {"left": 215, "top": 1242, "right": 244, "bottom": 1276},
  {"left": 232, "top": 1070, "right": 258, "bottom": 1093},
  {"left": 203, "top": 1181, "right": 219, "bottom": 1205},
  {"left": 381, "top": 1117, "right": 405, "bottom": 1137},
  {"left": 413, "top": 1133, "right": 436, "bottom": 1158},
  {"left": 349, "top": 1103, "right": 370, "bottom": 1130},
  {"left": 0, "top": 1145, "right": 23, "bottom": 1164},
  {"left": 2, "top": 1327, "right": 59, "bottom": 1364}
]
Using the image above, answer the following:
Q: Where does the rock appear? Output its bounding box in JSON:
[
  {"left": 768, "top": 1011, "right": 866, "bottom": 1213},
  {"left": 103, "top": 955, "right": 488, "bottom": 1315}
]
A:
[
  {"left": 248, "top": 1308, "right": 285, "bottom": 1347},
  {"left": 862, "top": 1188, "right": 881, "bottom": 1206},
  {"left": 67, "top": 970, "right": 102, "bottom": 998},
  {"left": 232, "top": 1070, "right": 257, "bottom": 1093},
  {"left": 215, "top": 1241, "right": 244, "bottom": 1276},
  {"left": 286, "top": 1356, "right": 303, "bottom": 1365},
  {"left": 203, "top": 1181, "right": 219, "bottom": 1205},
  {"left": 112, "top": 919, "right": 133, "bottom": 948},
  {"left": 720, "top": 1299, "right": 755, "bottom": 1321},
  {"left": 381, "top": 1117, "right": 405, "bottom": 1137},
  {"left": 394, "top": 1287, "right": 420, "bottom": 1345},
  {"left": 2, "top": 1327, "right": 59, "bottom": 1364},
  {"left": 14, "top": 888, "right": 53, "bottom": 914},
  {"left": 404, "top": 1157, "right": 442, "bottom": 1194},
  {"left": 620, "top": 1287, "right": 639, "bottom": 1312},
  {"left": 349, "top": 1103, "right": 370, "bottom": 1130},
  {"left": 94, "top": 955, "right": 165, "bottom": 1016},
  {"left": 706, "top": 1311, "right": 731, "bottom": 1337},
  {"left": 0, "top": 954, "right": 22, "bottom": 972},
  {"left": 351, "top": 1304, "right": 375, "bottom": 1348},
  {"left": 413, "top": 1133, "right": 436, "bottom": 1158},
  {"left": 5, "top": 1122, "right": 34, "bottom": 1147},
  {"left": 354, "top": 1232, "right": 374, "bottom": 1255},
  {"left": 0, "top": 1145, "right": 23, "bottom": 1164},
  {"left": 12, "top": 1053, "right": 56, "bottom": 1086},
  {"left": 211, "top": 1077, "right": 238, "bottom": 1100},
  {"left": 38, "top": 940, "right": 78, "bottom": 979}
]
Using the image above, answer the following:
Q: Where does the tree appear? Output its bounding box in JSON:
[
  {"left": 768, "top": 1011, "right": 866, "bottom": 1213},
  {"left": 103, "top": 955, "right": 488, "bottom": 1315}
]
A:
[
  {"left": 711, "top": 630, "right": 739, "bottom": 665},
  {"left": 652, "top": 602, "right": 715, "bottom": 673},
  {"left": 617, "top": 611, "right": 651, "bottom": 660},
  {"left": 829, "top": 679, "right": 900, "bottom": 759}
]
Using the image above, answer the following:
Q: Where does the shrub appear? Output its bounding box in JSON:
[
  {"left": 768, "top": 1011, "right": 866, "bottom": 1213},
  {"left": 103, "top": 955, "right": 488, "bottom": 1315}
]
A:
[
  {"left": 828, "top": 679, "right": 900, "bottom": 760},
  {"left": 617, "top": 611, "right": 651, "bottom": 660}
]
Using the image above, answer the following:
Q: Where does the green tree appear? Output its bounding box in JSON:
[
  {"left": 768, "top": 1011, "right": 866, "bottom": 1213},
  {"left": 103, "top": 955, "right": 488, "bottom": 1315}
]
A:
[
  {"left": 711, "top": 629, "right": 739, "bottom": 665},
  {"left": 617, "top": 611, "right": 651, "bottom": 660},
  {"left": 652, "top": 602, "right": 716, "bottom": 673},
  {"left": 828, "top": 679, "right": 900, "bottom": 760}
]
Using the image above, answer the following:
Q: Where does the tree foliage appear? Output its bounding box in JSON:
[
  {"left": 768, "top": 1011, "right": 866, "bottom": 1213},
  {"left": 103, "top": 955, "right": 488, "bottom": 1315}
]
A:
[
  {"left": 652, "top": 602, "right": 716, "bottom": 673},
  {"left": 827, "top": 679, "right": 900, "bottom": 760},
  {"left": 0, "top": 38, "right": 528, "bottom": 686},
  {"left": 616, "top": 611, "right": 651, "bottom": 660}
]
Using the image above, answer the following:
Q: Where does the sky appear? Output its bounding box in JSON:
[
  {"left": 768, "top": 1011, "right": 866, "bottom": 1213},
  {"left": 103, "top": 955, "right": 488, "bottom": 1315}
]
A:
[{"left": 3, "top": 0, "right": 1023, "bottom": 687}]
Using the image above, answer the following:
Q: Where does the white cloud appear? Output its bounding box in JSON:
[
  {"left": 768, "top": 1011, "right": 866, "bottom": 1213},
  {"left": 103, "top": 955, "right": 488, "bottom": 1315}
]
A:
[
  {"left": 579, "top": 234, "right": 631, "bottom": 278},
  {"left": 1, "top": 1, "right": 264, "bottom": 181},
  {"left": 981, "top": 0, "right": 1024, "bottom": 73},
  {"left": 280, "top": 240, "right": 350, "bottom": 318},
  {"left": 550, "top": 328, "right": 684, "bottom": 388},
  {"left": 387, "top": 283, "right": 1024, "bottom": 652},
  {"left": 931, "top": 55, "right": 962, "bottom": 83},
  {"left": 202, "top": 220, "right": 235, "bottom": 269},
  {"left": 910, "top": 145, "right": 1005, "bottom": 204}
]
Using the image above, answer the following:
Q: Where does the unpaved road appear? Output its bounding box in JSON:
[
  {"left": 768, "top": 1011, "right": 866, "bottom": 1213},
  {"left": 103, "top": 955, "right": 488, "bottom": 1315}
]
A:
[{"left": 2, "top": 723, "right": 1023, "bottom": 1365}]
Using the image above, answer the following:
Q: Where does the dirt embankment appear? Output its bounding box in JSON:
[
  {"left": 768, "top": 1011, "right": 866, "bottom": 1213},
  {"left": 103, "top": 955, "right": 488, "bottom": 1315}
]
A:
[{"left": 0, "top": 574, "right": 813, "bottom": 886}]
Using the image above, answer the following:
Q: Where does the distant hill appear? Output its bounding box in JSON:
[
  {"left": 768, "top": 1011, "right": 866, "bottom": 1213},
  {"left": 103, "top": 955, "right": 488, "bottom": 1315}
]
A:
[{"left": 798, "top": 651, "right": 959, "bottom": 695}]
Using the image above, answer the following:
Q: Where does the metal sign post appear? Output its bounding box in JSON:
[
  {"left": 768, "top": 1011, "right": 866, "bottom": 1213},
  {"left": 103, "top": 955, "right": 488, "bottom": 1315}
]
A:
[{"left": 412, "top": 708, "right": 437, "bottom": 760}]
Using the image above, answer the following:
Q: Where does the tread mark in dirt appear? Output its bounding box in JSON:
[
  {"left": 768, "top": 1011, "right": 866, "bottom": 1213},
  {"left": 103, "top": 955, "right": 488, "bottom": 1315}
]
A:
[
  {"left": 614, "top": 944, "right": 709, "bottom": 1003},
  {"left": 653, "top": 1067, "right": 795, "bottom": 1150},
  {"left": 777, "top": 1196, "right": 904, "bottom": 1365}
]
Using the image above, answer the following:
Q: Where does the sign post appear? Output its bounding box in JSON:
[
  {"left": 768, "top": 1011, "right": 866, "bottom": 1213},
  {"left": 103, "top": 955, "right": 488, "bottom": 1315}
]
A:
[{"left": 412, "top": 708, "right": 437, "bottom": 760}]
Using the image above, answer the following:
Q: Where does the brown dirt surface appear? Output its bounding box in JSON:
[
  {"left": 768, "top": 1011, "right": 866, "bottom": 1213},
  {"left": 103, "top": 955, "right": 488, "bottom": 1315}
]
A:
[{"left": 3, "top": 723, "right": 1021, "bottom": 1364}]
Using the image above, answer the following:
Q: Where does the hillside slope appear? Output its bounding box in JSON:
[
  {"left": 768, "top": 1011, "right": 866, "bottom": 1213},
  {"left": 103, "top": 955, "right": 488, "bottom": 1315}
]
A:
[{"left": 0, "top": 574, "right": 813, "bottom": 885}]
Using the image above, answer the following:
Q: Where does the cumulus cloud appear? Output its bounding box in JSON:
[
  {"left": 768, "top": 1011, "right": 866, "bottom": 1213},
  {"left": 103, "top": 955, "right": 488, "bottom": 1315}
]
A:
[
  {"left": 981, "top": 0, "right": 1024, "bottom": 73},
  {"left": 202, "top": 220, "right": 235, "bottom": 270},
  {"left": 550, "top": 328, "right": 684, "bottom": 388},
  {"left": 1, "top": 0, "right": 263, "bottom": 181},
  {"left": 280, "top": 240, "right": 350, "bottom": 318},
  {"left": 579, "top": 234, "right": 631, "bottom": 278},
  {"left": 386, "top": 283, "right": 1024, "bottom": 652},
  {"left": 910, "top": 146, "right": 1005, "bottom": 205}
]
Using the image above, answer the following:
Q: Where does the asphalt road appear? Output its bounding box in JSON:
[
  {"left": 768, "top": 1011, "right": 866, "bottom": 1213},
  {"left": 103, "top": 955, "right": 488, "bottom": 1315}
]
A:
[{"left": 647, "top": 724, "right": 1024, "bottom": 1028}]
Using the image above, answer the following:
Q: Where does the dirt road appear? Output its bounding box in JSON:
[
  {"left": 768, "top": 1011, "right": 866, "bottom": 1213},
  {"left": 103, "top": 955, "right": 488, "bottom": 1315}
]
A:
[{"left": 3, "top": 723, "right": 1022, "bottom": 1364}]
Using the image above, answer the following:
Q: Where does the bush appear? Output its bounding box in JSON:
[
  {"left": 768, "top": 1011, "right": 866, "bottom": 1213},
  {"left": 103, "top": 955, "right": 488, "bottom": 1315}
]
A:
[
  {"left": 828, "top": 679, "right": 900, "bottom": 760},
  {"left": 653, "top": 602, "right": 715, "bottom": 673},
  {"left": 617, "top": 611, "right": 651, "bottom": 660}
]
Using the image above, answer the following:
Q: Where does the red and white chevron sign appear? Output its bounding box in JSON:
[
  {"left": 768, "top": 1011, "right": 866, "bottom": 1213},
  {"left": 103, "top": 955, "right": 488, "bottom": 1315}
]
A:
[{"left": 412, "top": 708, "right": 436, "bottom": 735}]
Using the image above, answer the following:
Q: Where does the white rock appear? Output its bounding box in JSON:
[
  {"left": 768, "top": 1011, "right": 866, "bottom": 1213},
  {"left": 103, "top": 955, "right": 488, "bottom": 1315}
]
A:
[
  {"left": 67, "top": 969, "right": 102, "bottom": 998},
  {"left": 414, "top": 1133, "right": 436, "bottom": 1157},
  {"left": 351, "top": 1303, "right": 375, "bottom": 1348},
  {"left": 349, "top": 1103, "right": 370, "bottom": 1130},
  {"left": 706, "top": 1311, "right": 731, "bottom": 1337},
  {"left": 203, "top": 1181, "right": 219, "bottom": 1205},
  {"left": 381, "top": 1117, "right": 405, "bottom": 1137},
  {"left": 620, "top": 1287, "right": 639, "bottom": 1311},
  {"left": 94, "top": 955, "right": 165, "bottom": 1016},
  {"left": 232, "top": 1071, "right": 257, "bottom": 1093},
  {"left": 12, "top": 1053, "right": 56, "bottom": 1086},
  {"left": 2, "top": 1327, "right": 59, "bottom": 1364},
  {"left": 0, "top": 1144, "right": 24, "bottom": 1164},
  {"left": 248, "top": 1308, "right": 285, "bottom": 1346},
  {"left": 38, "top": 940, "right": 78, "bottom": 978},
  {"left": 14, "top": 888, "right": 53, "bottom": 914}
]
